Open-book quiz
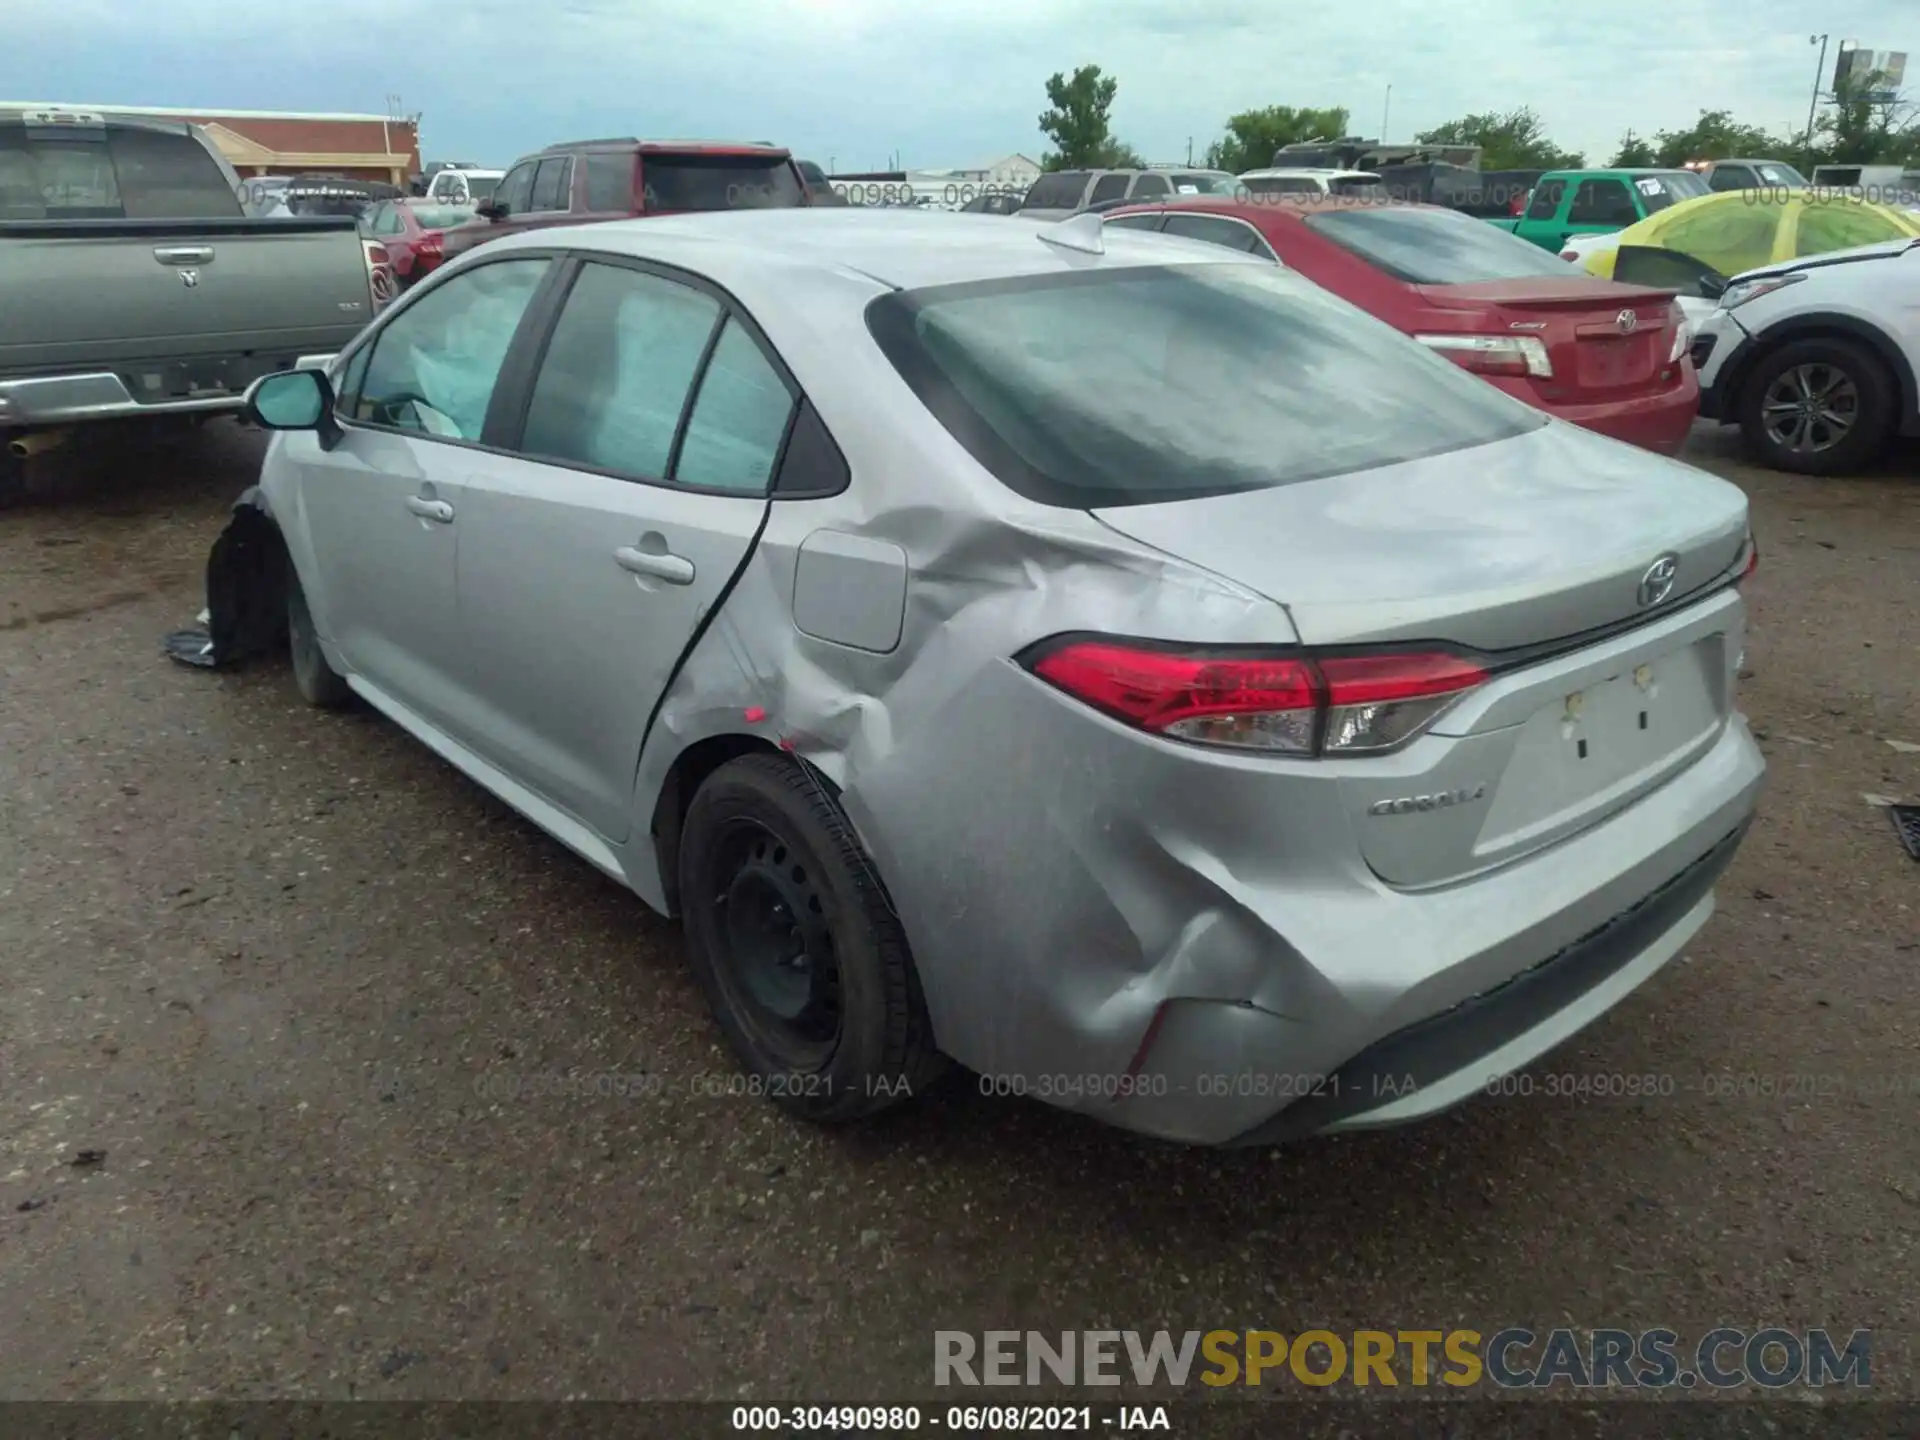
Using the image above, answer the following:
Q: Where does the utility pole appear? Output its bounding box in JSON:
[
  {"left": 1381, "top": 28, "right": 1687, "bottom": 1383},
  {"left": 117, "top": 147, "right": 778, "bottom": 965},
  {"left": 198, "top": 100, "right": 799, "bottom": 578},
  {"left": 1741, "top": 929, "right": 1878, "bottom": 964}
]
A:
[
  {"left": 1186, "top": 136, "right": 1193, "bottom": 165},
  {"left": 1382, "top": 84, "right": 1392, "bottom": 142},
  {"left": 1806, "top": 34, "right": 1829, "bottom": 167}
]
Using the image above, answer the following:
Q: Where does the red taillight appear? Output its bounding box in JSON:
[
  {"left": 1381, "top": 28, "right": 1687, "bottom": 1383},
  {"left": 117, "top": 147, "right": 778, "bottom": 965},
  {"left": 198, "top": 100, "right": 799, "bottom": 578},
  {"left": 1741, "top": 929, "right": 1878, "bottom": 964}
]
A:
[
  {"left": 1740, "top": 536, "right": 1759, "bottom": 581},
  {"left": 1413, "top": 333, "right": 1552, "bottom": 379},
  {"left": 1025, "top": 640, "right": 1487, "bottom": 755},
  {"left": 416, "top": 231, "right": 444, "bottom": 257}
]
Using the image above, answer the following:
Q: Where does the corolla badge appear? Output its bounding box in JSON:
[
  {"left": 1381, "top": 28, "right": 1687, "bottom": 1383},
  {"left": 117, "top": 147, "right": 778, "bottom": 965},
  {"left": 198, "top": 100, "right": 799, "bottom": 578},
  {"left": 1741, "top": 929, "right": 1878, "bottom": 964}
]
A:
[
  {"left": 1637, "top": 553, "right": 1680, "bottom": 608},
  {"left": 1368, "top": 784, "right": 1487, "bottom": 817}
]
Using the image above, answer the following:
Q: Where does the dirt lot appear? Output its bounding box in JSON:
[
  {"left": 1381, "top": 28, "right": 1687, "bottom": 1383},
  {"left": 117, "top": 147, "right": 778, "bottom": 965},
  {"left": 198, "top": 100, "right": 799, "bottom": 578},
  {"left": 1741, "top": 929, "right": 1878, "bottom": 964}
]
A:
[{"left": 2, "top": 420, "right": 1916, "bottom": 1415}]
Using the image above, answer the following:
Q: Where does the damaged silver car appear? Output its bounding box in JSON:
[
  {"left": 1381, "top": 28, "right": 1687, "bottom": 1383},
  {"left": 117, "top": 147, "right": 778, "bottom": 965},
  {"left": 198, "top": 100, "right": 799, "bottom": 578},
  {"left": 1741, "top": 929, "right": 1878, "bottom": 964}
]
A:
[{"left": 234, "top": 208, "right": 1765, "bottom": 1145}]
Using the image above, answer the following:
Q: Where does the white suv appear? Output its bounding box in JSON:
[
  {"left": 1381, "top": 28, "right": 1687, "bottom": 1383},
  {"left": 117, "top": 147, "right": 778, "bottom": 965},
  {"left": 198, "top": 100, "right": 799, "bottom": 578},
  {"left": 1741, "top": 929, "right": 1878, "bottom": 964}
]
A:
[{"left": 1691, "top": 238, "right": 1920, "bottom": 474}]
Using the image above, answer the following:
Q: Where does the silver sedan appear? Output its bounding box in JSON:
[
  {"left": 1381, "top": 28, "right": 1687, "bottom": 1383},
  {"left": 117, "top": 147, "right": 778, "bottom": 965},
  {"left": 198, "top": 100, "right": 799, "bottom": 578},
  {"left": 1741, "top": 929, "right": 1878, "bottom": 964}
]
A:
[{"left": 241, "top": 208, "right": 1765, "bottom": 1145}]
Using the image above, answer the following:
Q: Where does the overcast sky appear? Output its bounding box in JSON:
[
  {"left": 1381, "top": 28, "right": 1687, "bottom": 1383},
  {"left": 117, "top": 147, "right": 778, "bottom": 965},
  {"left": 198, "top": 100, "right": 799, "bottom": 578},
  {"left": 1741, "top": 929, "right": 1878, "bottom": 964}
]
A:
[{"left": 3, "top": 0, "right": 1909, "bottom": 170}]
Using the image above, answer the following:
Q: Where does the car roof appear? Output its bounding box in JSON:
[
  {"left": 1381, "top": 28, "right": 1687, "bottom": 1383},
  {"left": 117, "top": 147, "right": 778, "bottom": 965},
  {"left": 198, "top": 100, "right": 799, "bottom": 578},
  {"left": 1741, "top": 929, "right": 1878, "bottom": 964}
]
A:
[
  {"left": 1111, "top": 195, "right": 1424, "bottom": 222},
  {"left": 1239, "top": 168, "right": 1380, "bottom": 181},
  {"left": 480, "top": 208, "right": 1258, "bottom": 291},
  {"left": 535, "top": 138, "right": 789, "bottom": 157}
]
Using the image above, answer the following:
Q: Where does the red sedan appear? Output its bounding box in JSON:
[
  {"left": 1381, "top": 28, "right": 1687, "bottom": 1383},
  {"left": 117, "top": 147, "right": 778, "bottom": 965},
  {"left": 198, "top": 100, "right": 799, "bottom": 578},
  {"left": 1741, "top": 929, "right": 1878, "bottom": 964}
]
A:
[
  {"left": 1105, "top": 196, "right": 1699, "bottom": 455},
  {"left": 358, "top": 200, "right": 477, "bottom": 287}
]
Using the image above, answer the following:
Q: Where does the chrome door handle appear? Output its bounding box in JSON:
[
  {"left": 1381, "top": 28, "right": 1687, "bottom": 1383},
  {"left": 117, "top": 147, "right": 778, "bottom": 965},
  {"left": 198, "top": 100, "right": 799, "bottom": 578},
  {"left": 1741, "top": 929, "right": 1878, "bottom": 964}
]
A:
[
  {"left": 614, "top": 546, "right": 694, "bottom": 585},
  {"left": 405, "top": 496, "right": 454, "bottom": 523},
  {"left": 153, "top": 245, "right": 214, "bottom": 265}
]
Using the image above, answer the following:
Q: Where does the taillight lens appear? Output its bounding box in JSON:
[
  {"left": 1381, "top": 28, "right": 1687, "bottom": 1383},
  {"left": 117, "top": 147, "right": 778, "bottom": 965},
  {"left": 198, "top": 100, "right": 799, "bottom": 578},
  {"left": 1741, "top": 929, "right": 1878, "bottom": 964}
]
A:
[
  {"left": 1667, "top": 300, "right": 1691, "bottom": 363},
  {"left": 1025, "top": 640, "right": 1487, "bottom": 756},
  {"left": 1414, "top": 333, "right": 1553, "bottom": 379},
  {"left": 1737, "top": 533, "right": 1759, "bottom": 582},
  {"left": 416, "top": 231, "right": 444, "bottom": 257}
]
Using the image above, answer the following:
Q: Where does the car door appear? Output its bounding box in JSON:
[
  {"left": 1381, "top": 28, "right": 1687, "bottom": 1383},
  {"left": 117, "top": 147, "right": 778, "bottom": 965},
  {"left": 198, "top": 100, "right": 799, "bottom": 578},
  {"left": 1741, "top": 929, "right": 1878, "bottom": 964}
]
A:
[
  {"left": 451, "top": 258, "right": 791, "bottom": 841},
  {"left": 288, "top": 255, "right": 555, "bottom": 739}
]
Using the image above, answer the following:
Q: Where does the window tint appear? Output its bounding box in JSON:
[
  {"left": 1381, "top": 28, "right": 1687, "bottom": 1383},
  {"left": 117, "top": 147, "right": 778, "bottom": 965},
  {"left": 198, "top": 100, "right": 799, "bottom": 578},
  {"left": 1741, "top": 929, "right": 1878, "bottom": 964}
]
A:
[
  {"left": 407, "top": 204, "right": 474, "bottom": 230},
  {"left": 674, "top": 319, "right": 795, "bottom": 493},
  {"left": 1611, "top": 245, "right": 1729, "bottom": 298},
  {"left": 1088, "top": 173, "right": 1130, "bottom": 204},
  {"left": 639, "top": 154, "right": 806, "bottom": 211},
  {"left": 520, "top": 263, "right": 721, "bottom": 481},
  {"left": 1525, "top": 180, "right": 1564, "bottom": 219},
  {"left": 1130, "top": 173, "right": 1171, "bottom": 198},
  {"left": 867, "top": 265, "right": 1539, "bottom": 509},
  {"left": 1103, "top": 213, "right": 1165, "bottom": 233},
  {"left": 530, "top": 156, "right": 572, "bottom": 212},
  {"left": 1327, "top": 175, "right": 1385, "bottom": 198},
  {"left": 352, "top": 258, "right": 550, "bottom": 441},
  {"left": 372, "top": 204, "right": 404, "bottom": 235},
  {"left": 1568, "top": 179, "right": 1637, "bottom": 226},
  {"left": 1023, "top": 171, "right": 1086, "bottom": 208},
  {"left": 1161, "top": 213, "right": 1259, "bottom": 252},
  {"left": 496, "top": 162, "right": 536, "bottom": 213},
  {"left": 0, "top": 126, "right": 241, "bottom": 220},
  {"left": 583, "top": 152, "right": 634, "bottom": 212},
  {"left": 1304, "top": 206, "right": 1581, "bottom": 282},
  {"left": 1708, "top": 166, "right": 1753, "bottom": 192}
]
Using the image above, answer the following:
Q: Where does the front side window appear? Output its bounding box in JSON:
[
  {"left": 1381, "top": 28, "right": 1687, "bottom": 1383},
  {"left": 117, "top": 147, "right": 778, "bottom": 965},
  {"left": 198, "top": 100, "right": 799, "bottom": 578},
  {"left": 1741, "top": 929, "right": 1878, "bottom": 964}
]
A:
[
  {"left": 867, "top": 263, "right": 1541, "bottom": 509},
  {"left": 674, "top": 319, "right": 796, "bottom": 493},
  {"left": 496, "top": 162, "right": 536, "bottom": 214},
  {"left": 1708, "top": 166, "right": 1754, "bottom": 192},
  {"left": 1568, "top": 179, "right": 1637, "bottom": 226},
  {"left": 519, "top": 262, "right": 721, "bottom": 480},
  {"left": 1525, "top": 180, "right": 1564, "bottom": 220},
  {"left": 1305, "top": 205, "right": 1584, "bottom": 283},
  {"left": 352, "top": 258, "right": 551, "bottom": 441},
  {"left": 530, "top": 157, "right": 572, "bottom": 212}
]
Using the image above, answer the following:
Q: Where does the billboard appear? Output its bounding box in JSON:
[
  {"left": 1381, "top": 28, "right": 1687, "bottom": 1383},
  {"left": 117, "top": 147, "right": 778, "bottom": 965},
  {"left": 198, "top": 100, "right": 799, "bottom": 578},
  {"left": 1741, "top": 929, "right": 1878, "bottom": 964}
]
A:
[{"left": 1833, "top": 47, "right": 1907, "bottom": 100}]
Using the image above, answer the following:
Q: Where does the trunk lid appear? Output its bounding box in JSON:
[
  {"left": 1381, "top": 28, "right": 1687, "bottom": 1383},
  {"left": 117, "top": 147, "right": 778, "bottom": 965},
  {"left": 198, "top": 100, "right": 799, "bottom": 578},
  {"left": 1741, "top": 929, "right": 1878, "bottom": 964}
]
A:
[
  {"left": 1418, "top": 277, "right": 1679, "bottom": 398},
  {"left": 1092, "top": 421, "right": 1751, "bottom": 887}
]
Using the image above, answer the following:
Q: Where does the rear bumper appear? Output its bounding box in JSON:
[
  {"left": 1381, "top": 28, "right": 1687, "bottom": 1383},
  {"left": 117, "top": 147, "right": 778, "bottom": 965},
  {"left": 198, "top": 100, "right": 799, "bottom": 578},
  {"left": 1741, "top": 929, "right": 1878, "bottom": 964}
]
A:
[
  {"left": 0, "top": 356, "right": 337, "bottom": 427},
  {"left": 1497, "top": 371, "right": 1700, "bottom": 455}
]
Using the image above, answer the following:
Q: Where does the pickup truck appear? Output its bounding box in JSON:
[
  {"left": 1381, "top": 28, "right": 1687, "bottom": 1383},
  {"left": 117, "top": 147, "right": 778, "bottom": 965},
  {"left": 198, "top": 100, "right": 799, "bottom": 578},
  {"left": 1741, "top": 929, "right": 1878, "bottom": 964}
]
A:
[
  {"left": 1, "top": 107, "right": 380, "bottom": 497},
  {"left": 1486, "top": 167, "right": 1710, "bottom": 251}
]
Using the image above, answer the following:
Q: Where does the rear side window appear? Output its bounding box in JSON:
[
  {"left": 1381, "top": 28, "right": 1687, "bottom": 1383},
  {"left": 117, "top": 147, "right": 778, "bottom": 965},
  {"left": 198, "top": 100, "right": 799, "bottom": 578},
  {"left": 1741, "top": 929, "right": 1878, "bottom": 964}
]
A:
[
  {"left": 1161, "top": 213, "right": 1259, "bottom": 252},
  {"left": 0, "top": 124, "right": 239, "bottom": 219},
  {"left": 583, "top": 152, "right": 634, "bottom": 212},
  {"left": 520, "top": 262, "right": 721, "bottom": 481},
  {"left": 867, "top": 264, "right": 1540, "bottom": 508},
  {"left": 674, "top": 319, "right": 796, "bottom": 493},
  {"left": 1103, "top": 213, "right": 1165, "bottom": 233},
  {"left": 1023, "top": 172, "right": 1086, "bottom": 208},
  {"left": 1088, "top": 173, "right": 1129, "bottom": 204},
  {"left": 1130, "top": 173, "right": 1171, "bottom": 198},
  {"left": 1568, "top": 179, "right": 1637, "bottom": 226},
  {"left": 1708, "top": 166, "right": 1754, "bottom": 192},
  {"left": 530, "top": 156, "right": 572, "bottom": 212},
  {"left": 1304, "top": 206, "right": 1579, "bottom": 282},
  {"left": 640, "top": 154, "right": 805, "bottom": 212}
]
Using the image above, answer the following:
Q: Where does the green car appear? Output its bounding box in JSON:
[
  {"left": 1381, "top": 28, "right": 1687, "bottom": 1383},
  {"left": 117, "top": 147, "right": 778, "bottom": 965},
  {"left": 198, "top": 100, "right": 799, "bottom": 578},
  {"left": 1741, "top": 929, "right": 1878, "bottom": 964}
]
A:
[{"left": 1488, "top": 168, "right": 1712, "bottom": 251}]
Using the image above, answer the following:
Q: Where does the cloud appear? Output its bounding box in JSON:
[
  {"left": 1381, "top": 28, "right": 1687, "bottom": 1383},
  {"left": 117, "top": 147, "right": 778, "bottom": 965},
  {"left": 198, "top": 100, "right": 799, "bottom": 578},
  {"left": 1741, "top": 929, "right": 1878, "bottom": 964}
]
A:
[{"left": 2, "top": 0, "right": 1908, "bottom": 168}]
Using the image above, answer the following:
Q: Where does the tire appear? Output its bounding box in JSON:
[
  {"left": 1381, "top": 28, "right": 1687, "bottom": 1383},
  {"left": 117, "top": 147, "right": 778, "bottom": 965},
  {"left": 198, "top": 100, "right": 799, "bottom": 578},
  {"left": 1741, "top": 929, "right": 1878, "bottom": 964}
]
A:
[
  {"left": 0, "top": 448, "right": 24, "bottom": 510},
  {"left": 1737, "top": 336, "right": 1897, "bottom": 476},
  {"left": 678, "top": 753, "right": 945, "bottom": 1122},
  {"left": 287, "top": 563, "right": 352, "bottom": 709}
]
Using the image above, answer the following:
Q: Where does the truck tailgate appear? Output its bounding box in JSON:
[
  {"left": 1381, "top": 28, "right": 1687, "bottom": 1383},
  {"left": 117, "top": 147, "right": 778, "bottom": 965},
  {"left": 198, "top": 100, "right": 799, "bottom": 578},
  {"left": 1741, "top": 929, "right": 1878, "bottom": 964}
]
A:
[{"left": 0, "top": 218, "right": 372, "bottom": 373}]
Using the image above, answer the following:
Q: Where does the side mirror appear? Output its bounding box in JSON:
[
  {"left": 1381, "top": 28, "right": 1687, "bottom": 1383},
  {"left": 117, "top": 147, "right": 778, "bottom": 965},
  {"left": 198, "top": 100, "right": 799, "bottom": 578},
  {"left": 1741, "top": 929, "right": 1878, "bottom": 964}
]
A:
[
  {"left": 1698, "top": 272, "right": 1729, "bottom": 300},
  {"left": 476, "top": 201, "right": 507, "bottom": 222},
  {"left": 245, "top": 369, "right": 337, "bottom": 441}
]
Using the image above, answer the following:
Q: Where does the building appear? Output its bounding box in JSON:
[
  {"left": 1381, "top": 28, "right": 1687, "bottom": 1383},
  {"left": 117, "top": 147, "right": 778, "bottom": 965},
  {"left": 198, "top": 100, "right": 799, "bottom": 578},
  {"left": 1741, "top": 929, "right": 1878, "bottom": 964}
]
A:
[{"left": 6, "top": 103, "right": 422, "bottom": 184}]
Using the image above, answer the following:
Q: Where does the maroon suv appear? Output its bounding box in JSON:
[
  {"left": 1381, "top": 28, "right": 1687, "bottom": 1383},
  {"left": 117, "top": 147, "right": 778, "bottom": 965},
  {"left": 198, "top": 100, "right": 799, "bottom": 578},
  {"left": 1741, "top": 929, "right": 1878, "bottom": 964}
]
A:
[{"left": 441, "top": 139, "right": 809, "bottom": 262}]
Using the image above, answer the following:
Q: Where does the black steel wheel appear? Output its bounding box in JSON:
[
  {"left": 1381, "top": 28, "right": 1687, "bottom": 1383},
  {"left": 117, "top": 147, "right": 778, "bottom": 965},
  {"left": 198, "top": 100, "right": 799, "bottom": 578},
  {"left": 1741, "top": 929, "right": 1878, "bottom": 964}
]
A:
[{"left": 678, "top": 753, "right": 945, "bottom": 1122}]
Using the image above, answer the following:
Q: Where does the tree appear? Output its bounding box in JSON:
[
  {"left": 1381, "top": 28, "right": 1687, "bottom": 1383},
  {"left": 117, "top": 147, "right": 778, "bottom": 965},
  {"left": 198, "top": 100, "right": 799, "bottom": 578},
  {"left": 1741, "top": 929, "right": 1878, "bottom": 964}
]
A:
[
  {"left": 1038, "top": 65, "right": 1141, "bottom": 170},
  {"left": 1203, "top": 105, "right": 1351, "bottom": 174},
  {"left": 1649, "top": 109, "right": 1792, "bottom": 167},
  {"left": 1609, "top": 130, "right": 1657, "bottom": 167},
  {"left": 1415, "top": 109, "right": 1583, "bottom": 169},
  {"left": 1816, "top": 67, "right": 1919, "bottom": 166}
]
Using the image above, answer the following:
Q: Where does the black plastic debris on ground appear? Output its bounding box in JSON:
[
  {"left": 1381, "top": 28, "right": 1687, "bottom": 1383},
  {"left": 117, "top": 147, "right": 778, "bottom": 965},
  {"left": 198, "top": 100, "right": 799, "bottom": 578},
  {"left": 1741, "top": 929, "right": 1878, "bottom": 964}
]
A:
[
  {"left": 161, "top": 487, "right": 289, "bottom": 670},
  {"left": 1891, "top": 805, "right": 1920, "bottom": 862}
]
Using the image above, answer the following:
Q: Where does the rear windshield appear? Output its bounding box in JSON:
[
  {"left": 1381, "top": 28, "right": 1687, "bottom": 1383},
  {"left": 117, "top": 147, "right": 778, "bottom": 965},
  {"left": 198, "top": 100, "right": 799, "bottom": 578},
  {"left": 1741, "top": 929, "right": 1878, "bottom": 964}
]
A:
[
  {"left": 1167, "top": 172, "right": 1241, "bottom": 195},
  {"left": 408, "top": 204, "right": 475, "bottom": 229},
  {"left": 867, "top": 263, "right": 1540, "bottom": 508},
  {"left": 1305, "top": 205, "right": 1577, "bottom": 283},
  {"left": 640, "top": 154, "right": 804, "bottom": 212},
  {"left": 462, "top": 175, "right": 500, "bottom": 202},
  {"left": 1328, "top": 175, "right": 1385, "bottom": 198},
  {"left": 0, "top": 123, "right": 240, "bottom": 219},
  {"left": 1241, "top": 175, "right": 1322, "bottom": 196},
  {"left": 1754, "top": 162, "right": 1806, "bottom": 187}
]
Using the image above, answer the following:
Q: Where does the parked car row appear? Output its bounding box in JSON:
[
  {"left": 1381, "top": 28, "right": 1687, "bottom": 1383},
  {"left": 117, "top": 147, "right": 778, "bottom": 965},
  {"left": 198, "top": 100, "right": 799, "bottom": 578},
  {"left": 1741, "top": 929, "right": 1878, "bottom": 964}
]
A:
[{"left": 230, "top": 206, "right": 1765, "bottom": 1145}]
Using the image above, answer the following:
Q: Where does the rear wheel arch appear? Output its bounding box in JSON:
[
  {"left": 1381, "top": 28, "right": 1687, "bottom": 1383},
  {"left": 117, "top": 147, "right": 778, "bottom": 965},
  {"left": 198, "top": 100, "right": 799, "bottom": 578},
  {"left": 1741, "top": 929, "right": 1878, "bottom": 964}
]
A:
[
  {"left": 650, "top": 733, "right": 789, "bottom": 915},
  {"left": 1730, "top": 314, "right": 1918, "bottom": 429}
]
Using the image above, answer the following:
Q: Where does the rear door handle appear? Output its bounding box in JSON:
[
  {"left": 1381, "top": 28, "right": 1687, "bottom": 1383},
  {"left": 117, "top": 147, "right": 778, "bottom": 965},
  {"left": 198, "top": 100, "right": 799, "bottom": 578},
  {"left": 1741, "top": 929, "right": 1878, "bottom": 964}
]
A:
[
  {"left": 153, "top": 245, "right": 214, "bottom": 266},
  {"left": 405, "top": 495, "right": 454, "bottom": 523},
  {"left": 614, "top": 545, "right": 694, "bottom": 585}
]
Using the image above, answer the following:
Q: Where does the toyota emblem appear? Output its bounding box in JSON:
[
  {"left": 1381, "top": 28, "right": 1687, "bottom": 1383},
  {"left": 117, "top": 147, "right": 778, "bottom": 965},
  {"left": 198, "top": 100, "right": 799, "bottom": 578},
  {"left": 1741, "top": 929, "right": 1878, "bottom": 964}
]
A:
[
  {"left": 1637, "top": 554, "right": 1679, "bottom": 608},
  {"left": 1616, "top": 308, "right": 1638, "bottom": 334}
]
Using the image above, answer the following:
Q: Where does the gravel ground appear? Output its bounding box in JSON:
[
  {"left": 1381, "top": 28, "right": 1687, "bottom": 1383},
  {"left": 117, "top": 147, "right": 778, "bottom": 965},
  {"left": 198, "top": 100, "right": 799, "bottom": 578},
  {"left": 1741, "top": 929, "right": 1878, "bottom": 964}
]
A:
[{"left": 1, "top": 419, "right": 1916, "bottom": 1413}]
